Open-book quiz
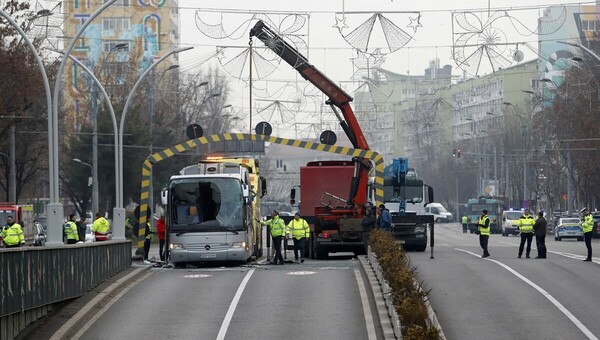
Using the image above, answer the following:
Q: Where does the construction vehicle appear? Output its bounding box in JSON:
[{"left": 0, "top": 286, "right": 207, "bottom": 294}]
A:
[
  {"left": 371, "top": 158, "right": 434, "bottom": 252},
  {"left": 0, "top": 203, "right": 35, "bottom": 246},
  {"left": 251, "top": 20, "right": 373, "bottom": 259}
]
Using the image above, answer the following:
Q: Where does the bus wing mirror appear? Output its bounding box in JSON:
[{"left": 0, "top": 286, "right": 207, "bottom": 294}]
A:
[
  {"left": 427, "top": 186, "right": 434, "bottom": 203},
  {"left": 161, "top": 188, "right": 168, "bottom": 205},
  {"left": 260, "top": 177, "right": 267, "bottom": 198}
]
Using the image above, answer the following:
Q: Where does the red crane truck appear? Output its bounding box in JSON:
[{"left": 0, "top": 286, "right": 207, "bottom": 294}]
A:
[{"left": 250, "top": 21, "right": 373, "bottom": 259}]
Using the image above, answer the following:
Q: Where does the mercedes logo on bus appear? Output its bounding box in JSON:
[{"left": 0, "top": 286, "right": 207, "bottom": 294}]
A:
[{"left": 204, "top": 245, "right": 211, "bottom": 250}]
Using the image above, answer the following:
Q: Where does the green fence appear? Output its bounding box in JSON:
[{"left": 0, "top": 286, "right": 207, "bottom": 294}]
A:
[{"left": 0, "top": 241, "right": 131, "bottom": 339}]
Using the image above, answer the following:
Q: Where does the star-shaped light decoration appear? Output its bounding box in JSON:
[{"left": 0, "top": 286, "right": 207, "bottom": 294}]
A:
[
  {"left": 406, "top": 14, "right": 422, "bottom": 33},
  {"left": 332, "top": 15, "right": 349, "bottom": 34},
  {"left": 370, "top": 48, "right": 386, "bottom": 66},
  {"left": 215, "top": 46, "right": 226, "bottom": 62}
]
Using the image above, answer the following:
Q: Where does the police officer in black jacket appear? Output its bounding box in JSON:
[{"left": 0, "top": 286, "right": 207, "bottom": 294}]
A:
[{"left": 533, "top": 211, "right": 547, "bottom": 259}]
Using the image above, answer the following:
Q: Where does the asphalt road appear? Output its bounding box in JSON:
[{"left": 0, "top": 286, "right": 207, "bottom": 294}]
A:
[
  {"left": 408, "top": 223, "right": 600, "bottom": 340},
  {"left": 75, "top": 253, "right": 381, "bottom": 340}
]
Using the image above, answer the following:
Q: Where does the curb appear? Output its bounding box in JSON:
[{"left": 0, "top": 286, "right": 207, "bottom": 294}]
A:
[
  {"left": 362, "top": 246, "right": 446, "bottom": 340},
  {"left": 359, "top": 255, "right": 397, "bottom": 340},
  {"left": 49, "top": 267, "right": 150, "bottom": 340}
]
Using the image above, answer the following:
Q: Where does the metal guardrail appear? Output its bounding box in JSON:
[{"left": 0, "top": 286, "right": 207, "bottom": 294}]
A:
[{"left": 0, "top": 241, "right": 131, "bottom": 330}]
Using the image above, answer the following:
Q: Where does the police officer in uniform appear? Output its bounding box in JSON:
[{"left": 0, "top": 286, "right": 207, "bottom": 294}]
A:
[
  {"left": 581, "top": 207, "right": 594, "bottom": 262},
  {"left": 1, "top": 215, "right": 25, "bottom": 248},
  {"left": 261, "top": 211, "right": 286, "bottom": 265},
  {"left": 64, "top": 214, "right": 80, "bottom": 244},
  {"left": 478, "top": 209, "right": 491, "bottom": 258},
  {"left": 517, "top": 209, "right": 535, "bottom": 258}
]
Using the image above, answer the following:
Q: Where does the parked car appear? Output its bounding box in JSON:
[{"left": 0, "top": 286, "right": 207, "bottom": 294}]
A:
[
  {"left": 554, "top": 217, "right": 583, "bottom": 241},
  {"left": 424, "top": 203, "right": 453, "bottom": 223},
  {"left": 592, "top": 212, "right": 600, "bottom": 238},
  {"left": 502, "top": 210, "right": 523, "bottom": 236}
]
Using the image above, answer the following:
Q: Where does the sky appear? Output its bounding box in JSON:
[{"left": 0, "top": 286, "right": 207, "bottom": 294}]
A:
[{"left": 174, "top": 0, "right": 594, "bottom": 137}]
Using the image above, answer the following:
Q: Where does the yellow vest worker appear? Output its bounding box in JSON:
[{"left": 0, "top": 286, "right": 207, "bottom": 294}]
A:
[
  {"left": 287, "top": 213, "right": 310, "bottom": 263},
  {"left": 92, "top": 213, "right": 110, "bottom": 241},
  {"left": 260, "top": 211, "right": 286, "bottom": 265},
  {"left": 581, "top": 207, "right": 594, "bottom": 262},
  {"left": 517, "top": 210, "right": 535, "bottom": 258},
  {"left": 477, "top": 210, "right": 491, "bottom": 258},
  {"left": 2, "top": 216, "right": 24, "bottom": 247},
  {"left": 65, "top": 220, "right": 80, "bottom": 244}
]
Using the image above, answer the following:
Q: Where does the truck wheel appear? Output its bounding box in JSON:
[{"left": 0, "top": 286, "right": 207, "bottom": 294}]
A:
[{"left": 415, "top": 245, "right": 427, "bottom": 252}]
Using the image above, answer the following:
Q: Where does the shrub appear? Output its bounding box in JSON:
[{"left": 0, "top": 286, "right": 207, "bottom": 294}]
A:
[{"left": 369, "top": 229, "right": 441, "bottom": 339}]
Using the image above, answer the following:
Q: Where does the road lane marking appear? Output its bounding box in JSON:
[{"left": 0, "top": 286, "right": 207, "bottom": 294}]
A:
[
  {"left": 66, "top": 270, "right": 153, "bottom": 339},
  {"left": 287, "top": 271, "right": 316, "bottom": 275},
  {"left": 216, "top": 268, "right": 255, "bottom": 340},
  {"left": 354, "top": 269, "right": 377, "bottom": 340},
  {"left": 183, "top": 274, "right": 212, "bottom": 278},
  {"left": 456, "top": 248, "right": 598, "bottom": 340}
]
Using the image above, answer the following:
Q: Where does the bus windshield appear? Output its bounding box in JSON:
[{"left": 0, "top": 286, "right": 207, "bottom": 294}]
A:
[{"left": 169, "top": 178, "right": 244, "bottom": 232}]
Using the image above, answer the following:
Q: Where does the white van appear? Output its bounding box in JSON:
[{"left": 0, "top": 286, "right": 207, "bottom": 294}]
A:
[{"left": 424, "top": 203, "right": 453, "bottom": 223}]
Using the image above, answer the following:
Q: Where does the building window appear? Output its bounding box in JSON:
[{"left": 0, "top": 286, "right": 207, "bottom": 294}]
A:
[
  {"left": 102, "top": 17, "right": 131, "bottom": 31},
  {"left": 103, "top": 40, "right": 130, "bottom": 53},
  {"left": 104, "top": 0, "right": 129, "bottom": 5},
  {"left": 581, "top": 20, "right": 599, "bottom": 32}
]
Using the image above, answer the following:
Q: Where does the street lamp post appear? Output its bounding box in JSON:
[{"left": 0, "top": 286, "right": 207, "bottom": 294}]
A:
[
  {"left": 72, "top": 158, "right": 94, "bottom": 210},
  {"left": 47, "top": 49, "right": 120, "bottom": 223},
  {"left": 47, "top": 0, "right": 116, "bottom": 245},
  {"left": 88, "top": 43, "right": 128, "bottom": 215},
  {"left": 148, "top": 64, "right": 180, "bottom": 216},
  {"left": 0, "top": 8, "right": 59, "bottom": 245},
  {"left": 117, "top": 46, "right": 193, "bottom": 240}
]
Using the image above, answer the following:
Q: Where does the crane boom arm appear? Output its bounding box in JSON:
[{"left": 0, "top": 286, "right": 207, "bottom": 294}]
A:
[{"left": 250, "top": 20, "right": 370, "bottom": 151}]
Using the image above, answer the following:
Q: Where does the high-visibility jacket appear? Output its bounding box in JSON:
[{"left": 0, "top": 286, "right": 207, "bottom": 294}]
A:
[
  {"left": 144, "top": 222, "right": 153, "bottom": 240},
  {"left": 92, "top": 217, "right": 110, "bottom": 234},
  {"left": 2, "top": 223, "right": 24, "bottom": 246},
  {"left": 462, "top": 216, "right": 468, "bottom": 224},
  {"left": 287, "top": 218, "right": 310, "bottom": 240},
  {"left": 582, "top": 214, "right": 594, "bottom": 233},
  {"left": 478, "top": 215, "right": 490, "bottom": 236},
  {"left": 261, "top": 216, "right": 286, "bottom": 237},
  {"left": 518, "top": 214, "right": 535, "bottom": 234},
  {"left": 65, "top": 221, "right": 79, "bottom": 241}
]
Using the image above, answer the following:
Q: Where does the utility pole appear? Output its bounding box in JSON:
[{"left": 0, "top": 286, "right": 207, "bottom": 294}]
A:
[{"left": 9, "top": 123, "right": 16, "bottom": 203}]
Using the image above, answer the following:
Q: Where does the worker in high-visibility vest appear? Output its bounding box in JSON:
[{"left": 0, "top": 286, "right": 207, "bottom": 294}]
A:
[
  {"left": 143, "top": 221, "right": 154, "bottom": 263},
  {"left": 92, "top": 212, "right": 110, "bottom": 241},
  {"left": 477, "top": 209, "right": 491, "bottom": 258},
  {"left": 1, "top": 215, "right": 24, "bottom": 248},
  {"left": 461, "top": 215, "right": 469, "bottom": 233},
  {"left": 261, "top": 211, "right": 286, "bottom": 265},
  {"left": 517, "top": 209, "right": 535, "bottom": 258},
  {"left": 64, "top": 214, "right": 80, "bottom": 245},
  {"left": 287, "top": 212, "right": 310, "bottom": 263},
  {"left": 581, "top": 207, "right": 594, "bottom": 262}
]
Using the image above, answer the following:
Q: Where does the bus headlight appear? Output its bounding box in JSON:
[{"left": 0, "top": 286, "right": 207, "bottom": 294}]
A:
[
  {"left": 232, "top": 241, "right": 246, "bottom": 248},
  {"left": 414, "top": 226, "right": 426, "bottom": 233},
  {"left": 170, "top": 243, "right": 184, "bottom": 250}
]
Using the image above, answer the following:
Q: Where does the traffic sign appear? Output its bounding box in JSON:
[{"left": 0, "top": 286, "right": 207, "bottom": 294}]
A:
[
  {"left": 255, "top": 121, "right": 272, "bottom": 136},
  {"left": 186, "top": 124, "right": 203, "bottom": 140}
]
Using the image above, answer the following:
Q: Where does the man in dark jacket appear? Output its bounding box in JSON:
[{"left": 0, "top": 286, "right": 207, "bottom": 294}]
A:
[{"left": 533, "top": 211, "right": 547, "bottom": 259}]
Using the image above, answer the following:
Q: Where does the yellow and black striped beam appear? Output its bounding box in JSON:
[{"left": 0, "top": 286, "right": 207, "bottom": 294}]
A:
[{"left": 136, "top": 133, "right": 384, "bottom": 250}]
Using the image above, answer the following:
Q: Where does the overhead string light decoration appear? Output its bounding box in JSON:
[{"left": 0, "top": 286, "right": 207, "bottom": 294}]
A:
[
  {"left": 195, "top": 11, "right": 310, "bottom": 81},
  {"left": 451, "top": 6, "right": 567, "bottom": 76}
]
